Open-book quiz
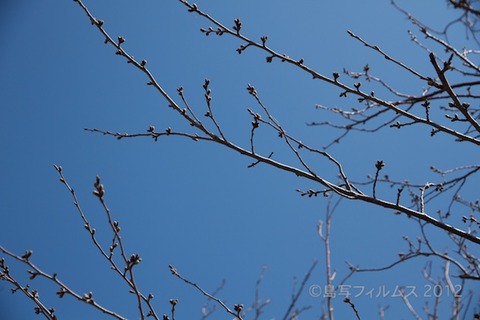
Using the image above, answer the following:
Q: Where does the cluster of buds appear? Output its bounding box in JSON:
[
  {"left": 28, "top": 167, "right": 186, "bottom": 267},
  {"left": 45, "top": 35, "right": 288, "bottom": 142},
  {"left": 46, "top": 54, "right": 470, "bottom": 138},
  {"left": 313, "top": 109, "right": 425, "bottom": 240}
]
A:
[
  {"left": 125, "top": 253, "right": 142, "bottom": 271},
  {"left": 234, "top": 303, "right": 244, "bottom": 314},
  {"left": 92, "top": 176, "right": 104, "bottom": 198}
]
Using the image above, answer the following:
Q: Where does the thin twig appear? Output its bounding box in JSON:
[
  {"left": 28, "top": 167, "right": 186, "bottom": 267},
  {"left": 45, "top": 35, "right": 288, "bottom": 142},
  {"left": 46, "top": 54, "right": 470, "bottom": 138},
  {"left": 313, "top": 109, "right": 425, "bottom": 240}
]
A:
[
  {"left": 169, "top": 265, "right": 243, "bottom": 320},
  {"left": 282, "top": 260, "right": 317, "bottom": 320}
]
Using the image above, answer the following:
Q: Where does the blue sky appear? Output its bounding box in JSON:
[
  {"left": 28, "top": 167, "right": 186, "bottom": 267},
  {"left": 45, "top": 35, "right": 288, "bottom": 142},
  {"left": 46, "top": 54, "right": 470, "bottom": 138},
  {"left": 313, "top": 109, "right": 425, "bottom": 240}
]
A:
[{"left": 1, "top": 0, "right": 479, "bottom": 319}]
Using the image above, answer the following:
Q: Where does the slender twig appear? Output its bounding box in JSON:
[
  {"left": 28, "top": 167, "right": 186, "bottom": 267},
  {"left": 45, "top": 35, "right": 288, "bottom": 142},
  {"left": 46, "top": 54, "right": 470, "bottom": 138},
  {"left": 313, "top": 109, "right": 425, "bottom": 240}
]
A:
[
  {"left": 373, "top": 160, "right": 384, "bottom": 199},
  {"left": 347, "top": 30, "right": 432, "bottom": 83},
  {"left": 203, "top": 79, "right": 227, "bottom": 141},
  {"left": 251, "top": 265, "right": 270, "bottom": 320},
  {"left": 343, "top": 297, "right": 361, "bottom": 320},
  {"left": 200, "top": 279, "right": 225, "bottom": 319},
  {"left": 168, "top": 265, "right": 243, "bottom": 320},
  {"left": 281, "top": 260, "right": 317, "bottom": 320},
  {"left": 318, "top": 196, "right": 342, "bottom": 320}
]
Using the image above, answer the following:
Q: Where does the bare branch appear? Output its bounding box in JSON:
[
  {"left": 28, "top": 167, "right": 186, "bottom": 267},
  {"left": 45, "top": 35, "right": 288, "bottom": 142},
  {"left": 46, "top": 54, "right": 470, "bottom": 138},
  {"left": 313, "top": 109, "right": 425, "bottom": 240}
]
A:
[
  {"left": 168, "top": 265, "right": 243, "bottom": 319},
  {"left": 0, "top": 246, "right": 126, "bottom": 319}
]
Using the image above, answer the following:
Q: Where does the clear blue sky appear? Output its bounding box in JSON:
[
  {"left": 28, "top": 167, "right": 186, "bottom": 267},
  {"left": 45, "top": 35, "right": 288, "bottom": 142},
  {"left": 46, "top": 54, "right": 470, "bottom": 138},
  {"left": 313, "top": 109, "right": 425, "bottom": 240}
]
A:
[{"left": 1, "top": 0, "right": 478, "bottom": 319}]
